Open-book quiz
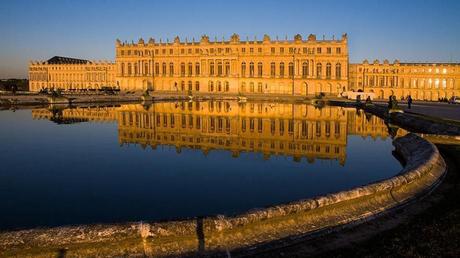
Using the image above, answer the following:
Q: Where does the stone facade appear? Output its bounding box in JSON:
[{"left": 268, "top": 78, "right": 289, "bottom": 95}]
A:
[
  {"left": 115, "top": 34, "right": 349, "bottom": 95},
  {"left": 349, "top": 60, "right": 460, "bottom": 101},
  {"left": 28, "top": 56, "right": 116, "bottom": 92}
]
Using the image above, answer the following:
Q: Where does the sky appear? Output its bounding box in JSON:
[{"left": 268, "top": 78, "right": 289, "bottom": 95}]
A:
[{"left": 1, "top": 0, "right": 459, "bottom": 79}]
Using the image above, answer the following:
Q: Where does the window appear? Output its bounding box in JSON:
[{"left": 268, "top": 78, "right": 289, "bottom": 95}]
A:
[
  {"left": 271, "top": 47, "right": 275, "bottom": 54},
  {"left": 249, "top": 62, "right": 254, "bottom": 77},
  {"left": 302, "top": 62, "right": 309, "bottom": 78},
  {"left": 326, "top": 63, "right": 332, "bottom": 79},
  {"left": 250, "top": 82, "right": 254, "bottom": 92},
  {"left": 288, "top": 62, "right": 294, "bottom": 77},
  {"left": 317, "top": 47, "right": 322, "bottom": 54},
  {"left": 195, "top": 63, "right": 200, "bottom": 76},
  {"left": 180, "top": 63, "right": 185, "bottom": 76},
  {"left": 209, "top": 81, "right": 214, "bottom": 91},
  {"left": 188, "top": 63, "right": 193, "bottom": 76},
  {"left": 241, "top": 62, "right": 246, "bottom": 77},
  {"left": 188, "top": 81, "right": 192, "bottom": 91},
  {"left": 258, "top": 82, "right": 263, "bottom": 93},
  {"left": 225, "top": 62, "right": 230, "bottom": 76},
  {"left": 144, "top": 63, "right": 149, "bottom": 75},
  {"left": 154, "top": 63, "right": 159, "bottom": 76},
  {"left": 270, "top": 62, "right": 276, "bottom": 77},
  {"left": 280, "top": 47, "right": 284, "bottom": 54},
  {"left": 250, "top": 48, "right": 254, "bottom": 53},
  {"left": 169, "top": 63, "right": 174, "bottom": 76},
  {"left": 195, "top": 81, "right": 200, "bottom": 91},
  {"left": 336, "top": 63, "right": 341, "bottom": 79},
  {"left": 209, "top": 61, "right": 215, "bottom": 76},
  {"left": 316, "top": 63, "right": 322, "bottom": 78},
  {"left": 336, "top": 47, "right": 341, "bottom": 54},
  {"left": 225, "top": 81, "right": 229, "bottom": 92},
  {"left": 303, "top": 47, "right": 308, "bottom": 54},
  {"left": 280, "top": 62, "right": 285, "bottom": 77},
  {"left": 121, "top": 63, "right": 125, "bottom": 75},
  {"left": 242, "top": 48, "right": 246, "bottom": 53},
  {"left": 326, "top": 47, "right": 331, "bottom": 54},
  {"left": 257, "top": 62, "right": 263, "bottom": 77},
  {"left": 162, "top": 63, "right": 166, "bottom": 75},
  {"left": 217, "top": 61, "right": 223, "bottom": 76}
]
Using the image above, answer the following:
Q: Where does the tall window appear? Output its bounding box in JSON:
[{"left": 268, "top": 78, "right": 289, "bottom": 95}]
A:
[
  {"left": 288, "top": 62, "right": 294, "bottom": 77},
  {"left": 225, "top": 81, "right": 229, "bottom": 92},
  {"left": 241, "top": 62, "right": 246, "bottom": 77},
  {"left": 217, "top": 61, "right": 223, "bottom": 76},
  {"left": 188, "top": 62, "right": 193, "bottom": 76},
  {"left": 209, "top": 81, "right": 214, "bottom": 91},
  {"left": 121, "top": 63, "right": 125, "bottom": 75},
  {"left": 169, "top": 63, "right": 174, "bottom": 76},
  {"left": 335, "top": 63, "right": 341, "bottom": 79},
  {"left": 302, "top": 62, "right": 309, "bottom": 78},
  {"left": 180, "top": 63, "right": 185, "bottom": 76},
  {"left": 280, "top": 62, "right": 285, "bottom": 78},
  {"left": 144, "top": 63, "right": 149, "bottom": 75},
  {"left": 162, "top": 63, "right": 166, "bottom": 76},
  {"left": 257, "top": 62, "right": 263, "bottom": 77},
  {"left": 195, "top": 63, "right": 200, "bottom": 76},
  {"left": 195, "top": 81, "right": 200, "bottom": 91},
  {"left": 249, "top": 62, "right": 254, "bottom": 77},
  {"left": 225, "top": 62, "right": 230, "bottom": 76},
  {"left": 326, "top": 63, "right": 331, "bottom": 79},
  {"left": 154, "top": 63, "right": 159, "bottom": 76},
  {"left": 316, "top": 63, "right": 322, "bottom": 78},
  {"left": 188, "top": 81, "right": 192, "bottom": 91},
  {"left": 270, "top": 62, "right": 276, "bottom": 77},
  {"left": 209, "top": 61, "right": 215, "bottom": 76},
  {"left": 135, "top": 63, "right": 139, "bottom": 75}
]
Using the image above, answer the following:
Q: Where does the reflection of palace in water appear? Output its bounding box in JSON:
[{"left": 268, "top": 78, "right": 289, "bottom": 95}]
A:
[{"left": 32, "top": 102, "right": 392, "bottom": 165}]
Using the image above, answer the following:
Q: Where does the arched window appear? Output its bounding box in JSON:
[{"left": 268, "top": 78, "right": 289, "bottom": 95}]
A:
[
  {"left": 302, "top": 62, "right": 309, "bottom": 78},
  {"left": 225, "top": 62, "right": 230, "bottom": 76},
  {"left": 134, "top": 63, "right": 139, "bottom": 75},
  {"left": 181, "top": 81, "right": 185, "bottom": 91},
  {"left": 258, "top": 82, "right": 263, "bottom": 93},
  {"left": 257, "top": 62, "right": 263, "bottom": 77},
  {"left": 326, "top": 63, "right": 331, "bottom": 79},
  {"left": 209, "top": 61, "right": 215, "bottom": 76},
  {"left": 225, "top": 81, "right": 229, "bottom": 92},
  {"left": 121, "top": 63, "right": 125, "bottom": 76},
  {"left": 316, "top": 63, "right": 322, "bottom": 78},
  {"left": 336, "top": 63, "right": 341, "bottom": 79},
  {"left": 217, "top": 61, "right": 223, "bottom": 76},
  {"left": 195, "top": 63, "right": 200, "bottom": 76},
  {"left": 249, "top": 62, "right": 255, "bottom": 77},
  {"left": 188, "top": 62, "right": 193, "bottom": 76},
  {"left": 209, "top": 81, "right": 214, "bottom": 91},
  {"left": 288, "top": 62, "right": 294, "bottom": 77},
  {"left": 180, "top": 63, "right": 185, "bottom": 76},
  {"left": 250, "top": 82, "right": 255, "bottom": 92},
  {"left": 270, "top": 62, "right": 276, "bottom": 77},
  {"left": 241, "top": 62, "right": 246, "bottom": 77},
  {"left": 154, "top": 63, "right": 159, "bottom": 76},
  {"left": 188, "top": 81, "right": 192, "bottom": 91},
  {"left": 128, "top": 63, "right": 132, "bottom": 75},
  {"left": 195, "top": 81, "right": 200, "bottom": 91},
  {"left": 217, "top": 81, "right": 222, "bottom": 91},
  {"left": 280, "top": 62, "right": 285, "bottom": 77},
  {"left": 144, "top": 63, "right": 149, "bottom": 75},
  {"left": 169, "top": 63, "right": 174, "bottom": 76},
  {"left": 162, "top": 63, "right": 166, "bottom": 76}
]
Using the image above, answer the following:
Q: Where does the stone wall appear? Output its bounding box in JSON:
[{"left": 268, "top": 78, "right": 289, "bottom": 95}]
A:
[{"left": 0, "top": 133, "right": 446, "bottom": 257}]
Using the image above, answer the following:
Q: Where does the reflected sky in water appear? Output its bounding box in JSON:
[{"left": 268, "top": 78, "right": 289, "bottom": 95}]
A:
[{"left": 0, "top": 102, "right": 401, "bottom": 230}]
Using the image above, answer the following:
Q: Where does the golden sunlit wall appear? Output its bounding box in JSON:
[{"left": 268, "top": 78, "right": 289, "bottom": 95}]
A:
[
  {"left": 115, "top": 33, "right": 349, "bottom": 95},
  {"left": 28, "top": 61, "right": 116, "bottom": 92},
  {"left": 349, "top": 60, "right": 460, "bottom": 101}
]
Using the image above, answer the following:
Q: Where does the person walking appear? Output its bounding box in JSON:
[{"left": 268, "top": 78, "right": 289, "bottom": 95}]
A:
[{"left": 407, "top": 95, "right": 413, "bottom": 109}]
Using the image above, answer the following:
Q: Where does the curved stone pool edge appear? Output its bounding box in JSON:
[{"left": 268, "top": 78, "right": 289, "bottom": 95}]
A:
[{"left": 0, "top": 133, "right": 446, "bottom": 257}]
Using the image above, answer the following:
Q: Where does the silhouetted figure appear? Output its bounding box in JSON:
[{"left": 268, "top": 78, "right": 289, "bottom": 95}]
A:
[
  {"left": 407, "top": 95, "right": 413, "bottom": 109},
  {"left": 196, "top": 217, "right": 205, "bottom": 253}
]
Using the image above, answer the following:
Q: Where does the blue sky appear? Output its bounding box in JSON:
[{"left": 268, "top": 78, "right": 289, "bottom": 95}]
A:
[{"left": 1, "top": 0, "right": 459, "bottom": 78}]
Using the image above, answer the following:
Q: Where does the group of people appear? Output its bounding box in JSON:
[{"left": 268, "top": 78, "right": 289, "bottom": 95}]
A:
[{"left": 389, "top": 94, "right": 413, "bottom": 109}]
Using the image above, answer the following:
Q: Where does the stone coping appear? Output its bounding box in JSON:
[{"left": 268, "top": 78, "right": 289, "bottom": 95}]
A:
[{"left": 0, "top": 134, "right": 446, "bottom": 257}]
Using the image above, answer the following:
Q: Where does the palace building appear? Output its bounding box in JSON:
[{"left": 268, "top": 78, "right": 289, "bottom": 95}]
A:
[
  {"left": 28, "top": 34, "right": 460, "bottom": 101},
  {"left": 114, "top": 33, "right": 349, "bottom": 96},
  {"left": 28, "top": 56, "right": 116, "bottom": 92},
  {"left": 349, "top": 60, "right": 460, "bottom": 101}
]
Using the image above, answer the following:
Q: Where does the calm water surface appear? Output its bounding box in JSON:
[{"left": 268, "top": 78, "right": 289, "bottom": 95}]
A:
[{"left": 0, "top": 101, "right": 402, "bottom": 230}]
